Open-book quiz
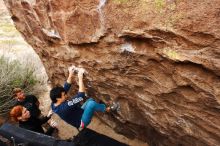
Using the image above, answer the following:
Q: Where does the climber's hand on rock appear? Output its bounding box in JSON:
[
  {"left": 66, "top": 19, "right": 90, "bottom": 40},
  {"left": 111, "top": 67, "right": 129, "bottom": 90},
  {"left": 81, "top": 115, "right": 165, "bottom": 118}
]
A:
[
  {"left": 78, "top": 68, "right": 85, "bottom": 79},
  {"left": 68, "top": 66, "right": 76, "bottom": 76}
]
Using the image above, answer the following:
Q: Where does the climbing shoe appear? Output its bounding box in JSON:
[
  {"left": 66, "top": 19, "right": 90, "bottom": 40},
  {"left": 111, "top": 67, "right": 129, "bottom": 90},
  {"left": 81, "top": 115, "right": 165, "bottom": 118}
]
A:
[{"left": 110, "top": 102, "right": 120, "bottom": 112}]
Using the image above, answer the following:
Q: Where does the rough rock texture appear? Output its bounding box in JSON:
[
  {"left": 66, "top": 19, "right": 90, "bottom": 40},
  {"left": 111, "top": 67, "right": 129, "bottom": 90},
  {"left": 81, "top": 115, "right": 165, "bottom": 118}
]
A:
[{"left": 3, "top": 0, "right": 220, "bottom": 146}]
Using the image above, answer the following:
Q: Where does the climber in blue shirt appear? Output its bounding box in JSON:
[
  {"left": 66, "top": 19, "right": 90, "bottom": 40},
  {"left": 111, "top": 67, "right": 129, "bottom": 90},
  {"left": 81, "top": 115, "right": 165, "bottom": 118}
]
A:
[{"left": 50, "top": 67, "right": 119, "bottom": 130}]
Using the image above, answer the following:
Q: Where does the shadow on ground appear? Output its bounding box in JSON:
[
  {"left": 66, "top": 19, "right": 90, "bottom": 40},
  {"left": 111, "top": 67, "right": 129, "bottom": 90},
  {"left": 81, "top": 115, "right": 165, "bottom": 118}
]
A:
[{"left": 0, "top": 123, "right": 128, "bottom": 146}]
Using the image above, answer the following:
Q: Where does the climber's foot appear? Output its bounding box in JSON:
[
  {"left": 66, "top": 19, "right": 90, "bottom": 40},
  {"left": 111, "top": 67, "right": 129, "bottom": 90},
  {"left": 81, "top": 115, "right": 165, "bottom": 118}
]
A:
[{"left": 106, "top": 102, "right": 120, "bottom": 112}]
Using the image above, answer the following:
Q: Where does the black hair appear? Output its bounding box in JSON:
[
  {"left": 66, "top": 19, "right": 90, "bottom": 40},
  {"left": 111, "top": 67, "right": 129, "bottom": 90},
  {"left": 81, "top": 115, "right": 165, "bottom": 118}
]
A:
[{"left": 50, "top": 86, "right": 66, "bottom": 103}]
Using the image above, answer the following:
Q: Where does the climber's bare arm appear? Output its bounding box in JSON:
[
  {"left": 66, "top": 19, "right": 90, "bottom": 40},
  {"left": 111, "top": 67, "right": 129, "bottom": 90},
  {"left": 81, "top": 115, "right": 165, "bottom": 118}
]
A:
[
  {"left": 67, "top": 66, "right": 74, "bottom": 84},
  {"left": 78, "top": 69, "right": 85, "bottom": 92}
]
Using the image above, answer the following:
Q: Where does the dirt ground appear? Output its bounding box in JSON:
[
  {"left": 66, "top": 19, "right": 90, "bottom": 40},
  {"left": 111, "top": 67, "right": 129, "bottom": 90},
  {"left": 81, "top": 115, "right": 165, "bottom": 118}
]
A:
[{"left": 88, "top": 117, "right": 148, "bottom": 146}]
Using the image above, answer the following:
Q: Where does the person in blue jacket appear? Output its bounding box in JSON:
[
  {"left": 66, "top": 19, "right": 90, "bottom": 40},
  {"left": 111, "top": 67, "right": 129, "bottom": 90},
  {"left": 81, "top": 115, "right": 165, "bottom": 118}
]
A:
[{"left": 50, "top": 67, "right": 118, "bottom": 130}]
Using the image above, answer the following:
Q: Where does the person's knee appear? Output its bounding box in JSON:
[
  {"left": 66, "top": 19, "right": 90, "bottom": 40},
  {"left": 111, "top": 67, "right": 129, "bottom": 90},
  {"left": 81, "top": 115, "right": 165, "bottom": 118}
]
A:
[{"left": 86, "top": 100, "right": 96, "bottom": 109}]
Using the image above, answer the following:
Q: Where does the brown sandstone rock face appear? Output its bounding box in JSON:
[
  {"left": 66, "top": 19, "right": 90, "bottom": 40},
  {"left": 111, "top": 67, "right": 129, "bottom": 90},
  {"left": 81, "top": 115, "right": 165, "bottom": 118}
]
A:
[{"left": 3, "top": 0, "right": 220, "bottom": 145}]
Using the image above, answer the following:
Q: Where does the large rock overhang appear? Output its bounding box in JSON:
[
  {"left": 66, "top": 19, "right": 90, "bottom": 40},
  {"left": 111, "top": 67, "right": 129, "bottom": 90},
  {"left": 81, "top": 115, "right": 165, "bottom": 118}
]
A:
[{"left": 3, "top": 0, "right": 220, "bottom": 146}]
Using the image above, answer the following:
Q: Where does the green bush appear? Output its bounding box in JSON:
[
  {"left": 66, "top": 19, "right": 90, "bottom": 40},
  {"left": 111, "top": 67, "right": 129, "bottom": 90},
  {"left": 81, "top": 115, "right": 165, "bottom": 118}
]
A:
[{"left": 0, "top": 55, "right": 38, "bottom": 116}]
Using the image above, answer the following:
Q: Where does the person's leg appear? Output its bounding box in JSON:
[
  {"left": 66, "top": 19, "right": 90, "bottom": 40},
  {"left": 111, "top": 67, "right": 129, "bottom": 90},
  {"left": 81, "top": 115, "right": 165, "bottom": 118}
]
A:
[
  {"left": 81, "top": 98, "right": 94, "bottom": 110},
  {"left": 81, "top": 100, "right": 106, "bottom": 127}
]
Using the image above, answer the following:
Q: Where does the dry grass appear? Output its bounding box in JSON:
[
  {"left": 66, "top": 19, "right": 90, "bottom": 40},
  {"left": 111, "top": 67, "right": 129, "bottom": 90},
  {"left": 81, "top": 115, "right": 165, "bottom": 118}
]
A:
[{"left": 0, "top": 55, "right": 46, "bottom": 116}]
